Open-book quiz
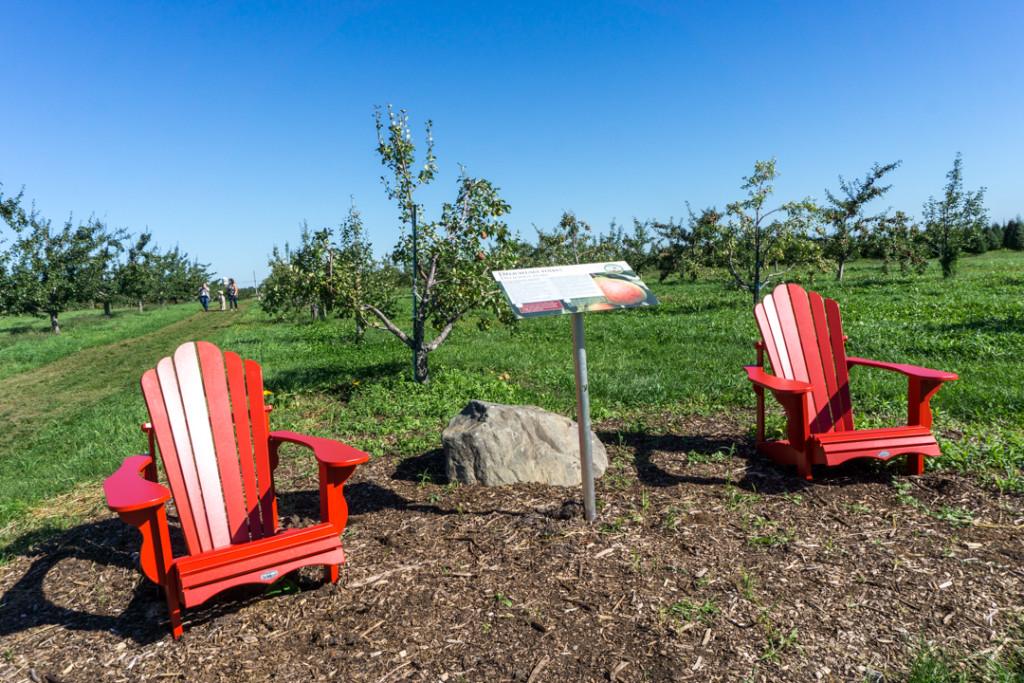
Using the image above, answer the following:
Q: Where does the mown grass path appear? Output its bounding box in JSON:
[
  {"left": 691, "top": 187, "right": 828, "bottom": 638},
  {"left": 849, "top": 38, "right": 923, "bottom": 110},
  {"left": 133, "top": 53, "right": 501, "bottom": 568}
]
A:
[
  {"left": 0, "top": 308, "right": 243, "bottom": 447},
  {"left": 0, "top": 307, "right": 250, "bottom": 540}
]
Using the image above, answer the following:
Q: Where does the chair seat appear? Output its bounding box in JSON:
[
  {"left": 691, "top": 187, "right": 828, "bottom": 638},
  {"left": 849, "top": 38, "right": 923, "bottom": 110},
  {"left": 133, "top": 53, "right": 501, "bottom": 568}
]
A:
[
  {"left": 175, "top": 523, "right": 345, "bottom": 607},
  {"left": 810, "top": 425, "right": 940, "bottom": 467}
]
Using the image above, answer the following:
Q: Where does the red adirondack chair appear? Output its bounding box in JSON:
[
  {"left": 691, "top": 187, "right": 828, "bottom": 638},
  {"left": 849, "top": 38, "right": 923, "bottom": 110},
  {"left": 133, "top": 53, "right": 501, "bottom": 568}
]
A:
[
  {"left": 104, "top": 341, "right": 369, "bottom": 639},
  {"left": 745, "top": 283, "right": 958, "bottom": 479}
]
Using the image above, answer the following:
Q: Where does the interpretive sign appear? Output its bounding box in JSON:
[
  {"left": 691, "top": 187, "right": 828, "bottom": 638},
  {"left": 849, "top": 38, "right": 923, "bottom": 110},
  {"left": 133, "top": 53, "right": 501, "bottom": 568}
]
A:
[
  {"left": 491, "top": 261, "right": 658, "bottom": 319},
  {"left": 491, "top": 262, "right": 658, "bottom": 522}
]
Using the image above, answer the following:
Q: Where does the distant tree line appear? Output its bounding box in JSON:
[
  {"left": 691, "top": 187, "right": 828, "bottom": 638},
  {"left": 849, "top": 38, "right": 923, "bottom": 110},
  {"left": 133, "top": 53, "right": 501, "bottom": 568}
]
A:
[
  {"left": 268, "top": 152, "right": 1014, "bottom": 325},
  {"left": 264, "top": 111, "right": 1013, "bottom": 386},
  {"left": 0, "top": 183, "right": 212, "bottom": 333}
]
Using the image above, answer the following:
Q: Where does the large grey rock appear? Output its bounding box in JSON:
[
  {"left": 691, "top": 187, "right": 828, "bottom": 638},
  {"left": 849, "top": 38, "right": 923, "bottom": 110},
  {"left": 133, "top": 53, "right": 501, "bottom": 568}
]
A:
[{"left": 442, "top": 400, "right": 607, "bottom": 487}]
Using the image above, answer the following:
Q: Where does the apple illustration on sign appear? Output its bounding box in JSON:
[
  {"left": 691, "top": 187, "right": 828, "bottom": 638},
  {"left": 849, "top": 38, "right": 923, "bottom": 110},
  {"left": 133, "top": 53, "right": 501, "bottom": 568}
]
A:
[
  {"left": 585, "top": 302, "right": 615, "bottom": 311},
  {"left": 591, "top": 274, "right": 647, "bottom": 306}
]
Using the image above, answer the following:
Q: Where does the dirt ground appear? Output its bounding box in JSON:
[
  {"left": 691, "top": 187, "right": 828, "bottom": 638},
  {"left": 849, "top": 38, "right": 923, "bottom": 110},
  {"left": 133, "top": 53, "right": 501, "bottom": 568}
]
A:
[{"left": 2, "top": 409, "right": 1023, "bottom": 682}]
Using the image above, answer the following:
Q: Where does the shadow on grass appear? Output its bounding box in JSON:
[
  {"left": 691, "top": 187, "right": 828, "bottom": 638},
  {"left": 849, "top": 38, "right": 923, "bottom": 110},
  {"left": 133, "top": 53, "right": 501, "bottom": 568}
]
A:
[
  {"left": 267, "top": 360, "right": 406, "bottom": 396},
  {"left": 931, "top": 314, "right": 1024, "bottom": 335},
  {"left": 0, "top": 324, "right": 39, "bottom": 335}
]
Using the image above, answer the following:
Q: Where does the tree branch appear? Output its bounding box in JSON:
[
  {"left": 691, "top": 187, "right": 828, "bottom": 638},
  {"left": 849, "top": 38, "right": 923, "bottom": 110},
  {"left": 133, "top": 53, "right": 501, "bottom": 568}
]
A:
[
  {"left": 361, "top": 304, "right": 413, "bottom": 349},
  {"left": 762, "top": 263, "right": 798, "bottom": 283},
  {"left": 423, "top": 289, "right": 498, "bottom": 353},
  {"left": 726, "top": 250, "right": 751, "bottom": 292}
]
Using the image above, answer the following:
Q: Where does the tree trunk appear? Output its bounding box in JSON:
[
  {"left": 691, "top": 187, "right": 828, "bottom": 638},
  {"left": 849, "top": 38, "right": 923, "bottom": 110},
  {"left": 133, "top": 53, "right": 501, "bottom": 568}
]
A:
[
  {"left": 752, "top": 258, "right": 762, "bottom": 306},
  {"left": 413, "top": 344, "right": 429, "bottom": 385},
  {"left": 836, "top": 259, "right": 846, "bottom": 281},
  {"left": 412, "top": 308, "right": 429, "bottom": 384},
  {"left": 50, "top": 312, "right": 60, "bottom": 334},
  {"left": 137, "top": 300, "right": 144, "bottom": 313},
  {"left": 103, "top": 301, "right": 112, "bottom": 317},
  {"left": 940, "top": 248, "right": 958, "bottom": 278}
]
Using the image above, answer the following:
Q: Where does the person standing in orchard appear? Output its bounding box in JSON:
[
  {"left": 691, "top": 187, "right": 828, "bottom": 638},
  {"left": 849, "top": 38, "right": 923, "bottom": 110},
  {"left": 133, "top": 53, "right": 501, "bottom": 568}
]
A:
[
  {"left": 198, "top": 282, "right": 210, "bottom": 311},
  {"left": 227, "top": 278, "right": 238, "bottom": 310}
]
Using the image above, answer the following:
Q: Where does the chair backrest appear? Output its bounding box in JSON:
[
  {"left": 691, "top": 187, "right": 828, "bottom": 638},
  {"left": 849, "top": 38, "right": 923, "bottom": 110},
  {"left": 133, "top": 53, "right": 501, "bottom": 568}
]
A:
[
  {"left": 141, "top": 341, "right": 276, "bottom": 555},
  {"left": 753, "top": 283, "right": 854, "bottom": 435}
]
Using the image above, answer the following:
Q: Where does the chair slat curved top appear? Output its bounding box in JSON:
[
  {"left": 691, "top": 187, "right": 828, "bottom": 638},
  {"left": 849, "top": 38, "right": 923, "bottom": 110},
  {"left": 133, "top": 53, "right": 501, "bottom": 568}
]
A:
[
  {"left": 141, "top": 341, "right": 274, "bottom": 555},
  {"left": 753, "top": 284, "right": 853, "bottom": 436}
]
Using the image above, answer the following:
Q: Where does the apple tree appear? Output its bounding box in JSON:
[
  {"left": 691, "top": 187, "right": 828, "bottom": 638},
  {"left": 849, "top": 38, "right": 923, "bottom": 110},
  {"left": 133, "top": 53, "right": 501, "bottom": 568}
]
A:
[
  {"left": 816, "top": 161, "right": 900, "bottom": 281},
  {"left": 263, "top": 225, "right": 332, "bottom": 319},
  {"left": 868, "top": 210, "right": 928, "bottom": 275},
  {"left": 117, "top": 231, "right": 158, "bottom": 312},
  {"left": 653, "top": 205, "right": 723, "bottom": 282},
  {"left": 0, "top": 187, "right": 125, "bottom": 332},
  {"left": 720, "top": 158, "right": 821, "bottom": 304},
  {"left": 0, "top": 185, "right": 22, "bottom": 310},
  {"left": 921, "top": 153, "right": 989, "bottom": 278},
  {"left": 531, "top": 212, "right": 604, "bottom": 266},
  {"left": 349, "top": 105, "right": 520, "bottom": 385},
  {"left": 150, "top": 246, "right": 212, "bottom": 304},
  {"left": 608, "top": 219, "right": 659, "bottom": 279},
  {"left": 332, "top": 201, "right": 397, "bottom": 342}
]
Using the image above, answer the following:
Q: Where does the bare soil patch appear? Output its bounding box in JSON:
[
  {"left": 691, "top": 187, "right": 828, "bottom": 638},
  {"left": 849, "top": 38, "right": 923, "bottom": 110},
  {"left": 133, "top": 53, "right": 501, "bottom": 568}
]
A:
[{"left": 2, "top": 409, "right": 1022, "bottom": 682}]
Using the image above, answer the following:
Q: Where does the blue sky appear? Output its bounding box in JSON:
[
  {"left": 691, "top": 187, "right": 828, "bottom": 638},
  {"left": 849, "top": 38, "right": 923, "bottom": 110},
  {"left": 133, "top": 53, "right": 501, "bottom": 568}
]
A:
[{"left": 2, "top": 0, "right": 1021, "bottom": 285}]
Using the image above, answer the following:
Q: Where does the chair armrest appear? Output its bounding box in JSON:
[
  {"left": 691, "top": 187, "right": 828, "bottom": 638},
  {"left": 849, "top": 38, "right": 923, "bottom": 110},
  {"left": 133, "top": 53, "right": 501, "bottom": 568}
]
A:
[
  {"left": 104, "top": 455, "right": 171, "bottom": 513},
  {"left": 847, "top": 357, "right": 958, "bottom": 382},
  {"left": 270, "top": 431, "right": 368, "bottom": 534},
  {"left": 269, "top": 431, "right": 370, "bottom": 468},
  {"left": 744, "top": 367, "right": 812, "bottom": 450},
  {"left": 744, "top": 366, "right": 813, "bottom": 394}
]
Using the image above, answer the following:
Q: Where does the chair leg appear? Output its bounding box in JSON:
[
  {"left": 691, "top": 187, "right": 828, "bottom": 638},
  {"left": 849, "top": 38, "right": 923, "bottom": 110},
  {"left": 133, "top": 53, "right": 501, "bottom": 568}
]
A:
[
  {"left": 324, "top": 564, "right": 339, "bottom": 583},
  {"left": 165, "top": 573, "right": 184, "bottom": 640},
  {"left": 797, "top": 451, "right": 813, "bottom": 480},
  {"left": 906, "top": 453, "right": 925, "bottom": 476}
]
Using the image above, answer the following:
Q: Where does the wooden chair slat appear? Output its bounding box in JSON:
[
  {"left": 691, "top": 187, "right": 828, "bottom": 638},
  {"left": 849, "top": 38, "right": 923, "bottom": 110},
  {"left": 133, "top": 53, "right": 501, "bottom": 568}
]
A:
[
  {"left": 760, "top": 294, "right": 793, "bottom": 378},
  {"left": 141, "top": 368, "right": 203, "bottom": 553},
  {"left": 772, "top": 286, "right": 821, "bottom": 429},
  {"left": 786, "top": 284, "right": 834, "bottom": 434},
  {"left": 197, "top": 341, "right": 250, "bottom": 546},
  {"left": 754, "top": 305, "right": 782, "bottom": 379},
  {"left": 155, "top": 354, "right": 217, "bottom": 552},
  {"left": 173, "top": 343, "right": 231, "bottom": 550},
  {"left": 824, "top": 298, "right": 854, "bottom": 431},
  {"left": 225, "top": 351, "right": 263, "bottom": 539},
  {"left": 245, "top": 358, "right": 277, "bottom": 538},
  {"left": 808, "top": 292, "right": 846, "bottom": 434}
]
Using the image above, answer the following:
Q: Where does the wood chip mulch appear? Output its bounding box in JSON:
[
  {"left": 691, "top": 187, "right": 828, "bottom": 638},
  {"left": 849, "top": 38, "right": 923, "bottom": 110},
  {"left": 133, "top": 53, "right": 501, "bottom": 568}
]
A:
[{"left": 2, "top": 410, "right": 1022, "bottom": 682}]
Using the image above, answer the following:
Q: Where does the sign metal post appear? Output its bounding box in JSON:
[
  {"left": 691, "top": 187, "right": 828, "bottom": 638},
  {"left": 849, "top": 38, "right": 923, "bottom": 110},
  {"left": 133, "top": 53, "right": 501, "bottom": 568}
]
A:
[
  {"left": 491, "top": 262, "right": 658, "bottom": 524},
  {"left": 571, "top": 312, "right": 596, "bottom": 521}
]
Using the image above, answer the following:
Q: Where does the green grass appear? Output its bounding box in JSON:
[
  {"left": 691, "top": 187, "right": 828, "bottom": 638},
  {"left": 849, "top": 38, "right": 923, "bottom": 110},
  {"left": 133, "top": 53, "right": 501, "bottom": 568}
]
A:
[
  {"left": 902, "top": 629, "right": 1024, "bottom": 682},
  {"left": 0, "top": 303, "right": 200, "bottom": 380},
  {"left": 1, "top": 253, "right": 1023, "bottom": 556},
  {"left": 0, "top": 304, "right": 246, "bottom": 545},
  {"left": 213, "top": 252, "right": 1023, "bottom": 453}
]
